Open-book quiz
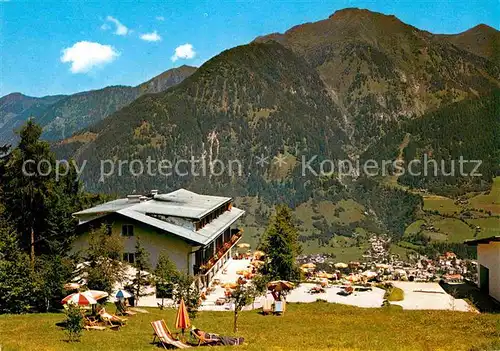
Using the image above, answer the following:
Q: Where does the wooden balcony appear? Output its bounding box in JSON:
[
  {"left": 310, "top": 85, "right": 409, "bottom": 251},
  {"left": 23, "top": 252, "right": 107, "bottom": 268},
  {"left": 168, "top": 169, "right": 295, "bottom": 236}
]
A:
[{"left": 196, "top": 228, "right": 243, "bottom": 287}]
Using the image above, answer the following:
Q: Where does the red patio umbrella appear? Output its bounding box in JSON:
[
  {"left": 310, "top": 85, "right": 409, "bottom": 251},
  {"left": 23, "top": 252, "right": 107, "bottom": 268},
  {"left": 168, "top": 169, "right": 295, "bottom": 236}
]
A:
[
  {"left": 175, "top": 298, "right": 191, "bottom": 335},
  {"left": 61, "top": 292, "right": 97, "bottom": 306}
]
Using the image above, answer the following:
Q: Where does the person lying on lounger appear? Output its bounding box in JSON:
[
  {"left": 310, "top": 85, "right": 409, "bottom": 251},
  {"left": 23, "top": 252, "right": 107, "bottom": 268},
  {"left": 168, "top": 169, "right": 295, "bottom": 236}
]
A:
[{"left": 192, "top": 328, "right": 244, "bottom": 346}]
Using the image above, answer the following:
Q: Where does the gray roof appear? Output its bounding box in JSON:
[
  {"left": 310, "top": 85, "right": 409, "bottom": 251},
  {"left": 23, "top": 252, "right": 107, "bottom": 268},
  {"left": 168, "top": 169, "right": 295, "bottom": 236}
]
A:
[
  {"left": 142, "top": 189, "right": 231, "bottom": 219},
  {"left": 73, "top": 189, "right": 244, "bottom": 245},
  {"left": 464, "top": 236, "right": 500, "bottom": 246},
  {"left": 73, "top": 198, "right": 136, "bottom": 216},
  {"left": 74, "top": 189, "right": 231, "bottom": 219}
]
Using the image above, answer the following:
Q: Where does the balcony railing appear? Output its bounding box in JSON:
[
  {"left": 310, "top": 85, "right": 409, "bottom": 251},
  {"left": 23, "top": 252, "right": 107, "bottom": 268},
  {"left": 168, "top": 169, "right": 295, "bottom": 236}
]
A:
[{"left": 196, "top": 229, "right": 243, "bottom": 286}]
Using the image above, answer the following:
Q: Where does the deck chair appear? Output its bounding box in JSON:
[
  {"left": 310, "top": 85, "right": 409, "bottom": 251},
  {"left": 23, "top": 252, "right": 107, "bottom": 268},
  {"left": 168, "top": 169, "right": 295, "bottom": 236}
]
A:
[
  {"left": 99, "top": 309, "right": 127, "bottom": 330},
  {"left": 115, "top": 300, "right": 137, "bottom": 316},
  {"left": 99, "top": 315, "right": 120, "bottom": 330},
  {"left": 151, "top": 320, "right": 191, "bottom": 349},
  {"left": 274, "top": 300, "right": 286, "bottom": 315},
  {"left": 83, "top": 315, "right": 106, "bottom": 331},
  {"left": 84, "top": 324, "right": 106, "bottom": 331},
  {"left": 190, "top": 329, "right": 219, "bottom": 346}
]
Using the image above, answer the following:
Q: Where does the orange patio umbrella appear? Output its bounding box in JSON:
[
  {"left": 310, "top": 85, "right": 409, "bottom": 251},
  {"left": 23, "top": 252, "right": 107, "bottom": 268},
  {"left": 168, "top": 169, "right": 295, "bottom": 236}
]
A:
[{"left": 175, "top": 298, "right": 191, "bottom": 335}]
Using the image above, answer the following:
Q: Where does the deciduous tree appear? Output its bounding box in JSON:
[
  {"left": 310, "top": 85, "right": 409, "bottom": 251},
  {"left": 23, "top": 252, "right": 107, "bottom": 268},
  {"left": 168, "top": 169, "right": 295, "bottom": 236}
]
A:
[{"left": 154, "top": 251, "right": 179, "bottom": 307}]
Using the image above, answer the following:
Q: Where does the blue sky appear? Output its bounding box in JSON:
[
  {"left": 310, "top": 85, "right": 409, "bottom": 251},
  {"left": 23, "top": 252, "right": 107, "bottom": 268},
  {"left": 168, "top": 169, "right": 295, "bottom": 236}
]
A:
[{"left": 1, "top": 0, "right": 498, "bottom": 97}]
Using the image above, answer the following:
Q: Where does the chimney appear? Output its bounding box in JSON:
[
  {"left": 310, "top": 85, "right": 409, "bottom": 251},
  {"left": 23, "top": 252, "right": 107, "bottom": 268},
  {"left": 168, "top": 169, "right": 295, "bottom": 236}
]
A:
[{"left": 127, "top": 195, "right": 142, "bottom": 203}]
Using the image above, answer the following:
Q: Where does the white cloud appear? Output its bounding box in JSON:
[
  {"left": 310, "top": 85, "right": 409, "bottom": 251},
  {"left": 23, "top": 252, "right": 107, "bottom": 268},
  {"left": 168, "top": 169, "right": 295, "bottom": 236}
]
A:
[
  {"left": 106, "top": 16, "right": 129, "bottom": 36},
  {"left": 156, "top": 16, "right": 165, "bottom": 21},
  {"left": 140, "top": 30, "right": 162, "bottom": 42},
  {"left": 61, "top": 41, "right": 119, "bottom": 73},
  {"left": 171, "top": 43, "right": 196, "bottom": 62}
]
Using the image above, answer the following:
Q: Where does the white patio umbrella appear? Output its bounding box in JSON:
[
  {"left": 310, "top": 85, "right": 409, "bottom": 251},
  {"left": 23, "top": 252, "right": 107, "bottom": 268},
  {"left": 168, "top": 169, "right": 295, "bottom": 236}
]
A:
[
  {"left": 86, "top": 290, "right": 109, "bottom": 300},
  {"left": 362, "top": 271, "right": 378, "bottom": 279}
]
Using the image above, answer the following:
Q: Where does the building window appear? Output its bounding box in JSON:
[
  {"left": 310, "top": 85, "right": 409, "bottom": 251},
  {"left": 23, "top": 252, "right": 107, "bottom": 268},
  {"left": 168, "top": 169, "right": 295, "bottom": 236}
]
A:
[
  {"left": 123, "top": 252, "right": 135, "bottom": 264},
  {"left": 122, "top": 224, "right": 134, "bottom": 236}
]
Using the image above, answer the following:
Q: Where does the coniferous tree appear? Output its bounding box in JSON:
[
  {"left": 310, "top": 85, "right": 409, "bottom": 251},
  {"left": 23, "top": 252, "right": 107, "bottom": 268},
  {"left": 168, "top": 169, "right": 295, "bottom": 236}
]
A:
[
  {"left": 131, "top": 237, "right": 153, "bottom": 304},
  {"left": 1, "top": 120, "right": 82, "bottom": 261},
  {"left": 34, "top": 255, "right": 75, "bottom": 312},
  {"left": 84, "top": 225, "right": 125, "bottom": 293},
  {"left": 172, "top": 273, "right": 200, "bottom": 318},
  {"left": 260, "top": 205, "right": 301, "bottom": 281},
  {"left": 0, "top": 213, "right": 38, "bottom": 313}
]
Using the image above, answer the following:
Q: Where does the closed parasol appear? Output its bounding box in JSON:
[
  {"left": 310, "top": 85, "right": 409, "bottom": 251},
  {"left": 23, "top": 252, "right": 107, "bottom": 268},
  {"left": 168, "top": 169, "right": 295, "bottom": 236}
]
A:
[{"left": 175, "top": 298, "right": 191, "bottom": 335}]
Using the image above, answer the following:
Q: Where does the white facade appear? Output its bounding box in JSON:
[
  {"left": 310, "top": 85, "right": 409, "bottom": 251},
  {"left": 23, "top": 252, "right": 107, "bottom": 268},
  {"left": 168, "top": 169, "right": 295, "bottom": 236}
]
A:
[
  {"left": 477, "top": 241, "right": 500, "bottom": 302},
  {"left": 72, "top": 189, "right": 246, "bottom": 305}
]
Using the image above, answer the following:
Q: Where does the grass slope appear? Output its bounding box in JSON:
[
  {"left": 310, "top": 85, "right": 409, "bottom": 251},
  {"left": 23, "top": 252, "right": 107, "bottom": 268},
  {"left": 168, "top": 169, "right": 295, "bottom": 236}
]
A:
[
  {"left": 469, "top": 177, "right": 500, "bottom": 215},
  {"left": 0, "top": 303, "right": 499, "bottom": 351}
]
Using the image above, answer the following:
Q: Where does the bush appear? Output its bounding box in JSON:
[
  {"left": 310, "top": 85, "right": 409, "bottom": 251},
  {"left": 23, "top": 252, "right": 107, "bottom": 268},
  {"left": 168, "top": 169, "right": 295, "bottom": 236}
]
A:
[
  {"left": 386, "top": 287, "right": 405, "bottom": 301},
  {"left": 64, "top": 304, "right": 84, "bottom": 342}
]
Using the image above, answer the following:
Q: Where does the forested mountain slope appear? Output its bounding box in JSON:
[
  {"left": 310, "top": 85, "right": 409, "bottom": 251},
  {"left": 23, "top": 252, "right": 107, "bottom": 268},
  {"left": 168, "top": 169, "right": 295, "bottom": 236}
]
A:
[
  {"left": 255, "top": 8, "right": 500, "bottom": 150},
  {"left": 0, "top": 66, "right": 196, "bottom": 143}
]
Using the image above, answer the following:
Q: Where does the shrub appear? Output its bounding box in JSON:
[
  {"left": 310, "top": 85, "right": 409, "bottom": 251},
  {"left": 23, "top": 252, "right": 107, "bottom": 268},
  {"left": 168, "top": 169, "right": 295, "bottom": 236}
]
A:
[{"left": 64, "top": 304, "right": 84, "bottom": 342}]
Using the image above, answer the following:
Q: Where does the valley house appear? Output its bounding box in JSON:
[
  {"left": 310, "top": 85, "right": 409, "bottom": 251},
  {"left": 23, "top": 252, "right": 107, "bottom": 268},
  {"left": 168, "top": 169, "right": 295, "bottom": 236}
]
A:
[{"left": 72, "top": 189, "right": 245, "bottom": 288}]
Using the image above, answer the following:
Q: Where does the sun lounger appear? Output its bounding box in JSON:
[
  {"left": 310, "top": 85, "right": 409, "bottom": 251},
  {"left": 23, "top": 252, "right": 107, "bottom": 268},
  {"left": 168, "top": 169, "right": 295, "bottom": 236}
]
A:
[
  {"left": 191, "top": 329, "right": 244, "bottom": 346},
  {"left": 151, "top": 320, "right": 191, "bottom": 349},
  {"left": 190, "top": 329, "right": 219, "bottom": 346},
  {"left": 82, "top": 315, "right": 106, "bottom": 330},
  {"left": 84, "top": 325, "right": 106, "bottom": 331},
  {"left": 99, "top": 308, "right": 127, "bottom": 330},
  {"left": 115, "top": 301, "right": 137, "bottom": 316}
]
